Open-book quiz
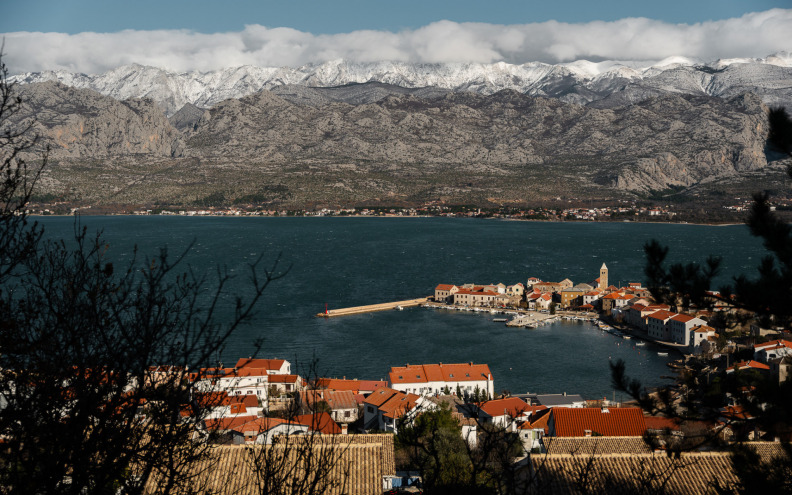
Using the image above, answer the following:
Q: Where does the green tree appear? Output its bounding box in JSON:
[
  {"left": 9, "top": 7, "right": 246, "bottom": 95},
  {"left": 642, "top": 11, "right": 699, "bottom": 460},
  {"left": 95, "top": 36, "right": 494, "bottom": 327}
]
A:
[{"left": 396, "top": 404, "right": 476, "bottom": 494}]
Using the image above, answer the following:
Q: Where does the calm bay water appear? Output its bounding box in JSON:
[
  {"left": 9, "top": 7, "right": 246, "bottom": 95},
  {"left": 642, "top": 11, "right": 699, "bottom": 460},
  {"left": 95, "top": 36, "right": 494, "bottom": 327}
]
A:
[{"left": 35, "top": 216, "right": 765, "bottom": 399}]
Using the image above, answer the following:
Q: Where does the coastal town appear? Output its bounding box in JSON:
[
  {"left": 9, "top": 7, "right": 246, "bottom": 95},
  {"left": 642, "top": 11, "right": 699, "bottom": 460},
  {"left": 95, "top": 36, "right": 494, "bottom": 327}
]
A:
[
  {"left": 156, "top": 262, "right": 792, "bottom": 493},
  {"left": 27, "top": 198, "right": 792, "bottom": 222}
]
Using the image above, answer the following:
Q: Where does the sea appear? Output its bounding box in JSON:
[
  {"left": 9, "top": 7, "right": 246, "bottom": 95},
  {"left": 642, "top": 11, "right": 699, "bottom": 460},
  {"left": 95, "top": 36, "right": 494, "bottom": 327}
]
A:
[{"left": 34, "top": 216, "right": 766, "bottom": 400}]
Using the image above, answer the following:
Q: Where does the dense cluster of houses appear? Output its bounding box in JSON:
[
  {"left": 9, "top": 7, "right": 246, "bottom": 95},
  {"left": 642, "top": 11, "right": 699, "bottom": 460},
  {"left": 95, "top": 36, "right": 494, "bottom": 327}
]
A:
[
  {"left": 434, "top": 264, "right": 731, "bottom": 355},
  {"left": 185, "top": 352, "right": 780, "bottom": 459},
  {"left": 435, "top": 263, "right": 650, "bottom": 312}
]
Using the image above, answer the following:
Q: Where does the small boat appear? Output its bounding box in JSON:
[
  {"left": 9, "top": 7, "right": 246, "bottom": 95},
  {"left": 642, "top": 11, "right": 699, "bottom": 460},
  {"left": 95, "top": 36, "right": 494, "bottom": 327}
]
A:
[
  {"left": 635, "top": 341, "right": 646, "bottom": 346},
  {"left": 493, "top": 318, "right": 508, "bottom": 322},
  {"left": 657, "top": 352, "right": 669, "bottom": 356},
  {"left": 622, "top": 335, "right": 631, "bottom": 340},
  {"left": 395, "top": 306, "right": 404, "bottom": 311}
]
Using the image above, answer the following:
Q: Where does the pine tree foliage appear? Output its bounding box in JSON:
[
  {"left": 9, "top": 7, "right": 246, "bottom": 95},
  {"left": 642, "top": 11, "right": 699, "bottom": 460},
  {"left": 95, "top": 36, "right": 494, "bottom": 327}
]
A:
[{"left": 613, "top": 107, "right": 792, "bottom": 493}]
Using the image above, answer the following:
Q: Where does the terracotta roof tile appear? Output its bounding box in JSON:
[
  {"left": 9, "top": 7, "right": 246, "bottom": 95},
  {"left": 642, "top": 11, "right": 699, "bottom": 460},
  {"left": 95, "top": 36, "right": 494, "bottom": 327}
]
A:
[
  {"left": 479, "top": 397, "right": 531, "bottom": 418},
  {"left": 234, "top": 358, "right": 286, "bottom": 371},
  {"left": 388, "top": 363, "right": 492, "bottom": 385},
  {"left": 552, "top": 407, "right": 647, "bottom": 437}
]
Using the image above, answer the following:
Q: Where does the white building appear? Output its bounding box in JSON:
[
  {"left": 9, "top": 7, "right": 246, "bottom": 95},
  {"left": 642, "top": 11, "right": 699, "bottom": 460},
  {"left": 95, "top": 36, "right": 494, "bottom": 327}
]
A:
[
  {"left": 362, "top": 388, "right": 435, "bottom": 433},
  {"left": 388, "top": 363, "right": 494, "bottom": 399},
  {"left": 668, "top": 314, "right": 708, "bottom": 346},
  {"left": 646, "top": 310, "right": 677, "bottom": 341},
  {"left": 754, "top": 340, "right": 792, "bottom": 362},
  {"left": 689, "top": 325, "right": 718, "bottom": 352}
]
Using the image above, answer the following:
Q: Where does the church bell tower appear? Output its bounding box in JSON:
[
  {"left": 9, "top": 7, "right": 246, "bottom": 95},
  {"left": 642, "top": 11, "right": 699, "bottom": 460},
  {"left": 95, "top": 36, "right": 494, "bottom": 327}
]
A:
[{"left": 599, "top": 263, "right": 608, "bottom": 290}]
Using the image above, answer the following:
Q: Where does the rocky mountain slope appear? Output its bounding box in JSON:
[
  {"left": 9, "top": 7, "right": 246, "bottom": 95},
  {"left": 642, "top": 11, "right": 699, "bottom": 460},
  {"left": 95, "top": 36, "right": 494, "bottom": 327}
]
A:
[
  {"left": 11, "top": 54, "right": 792, "bottom": 116},
  {"left": 14, "top": 80, "right": 781, "bottom": 208}
]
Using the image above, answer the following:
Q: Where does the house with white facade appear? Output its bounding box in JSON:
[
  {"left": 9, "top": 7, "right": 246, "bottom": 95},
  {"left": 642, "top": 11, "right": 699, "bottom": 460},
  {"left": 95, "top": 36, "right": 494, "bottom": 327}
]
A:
[
  {"left": 582, "top": 290, "right": 602, "bottom": 307},
  {"left": 754, "top": 340, "right": 792, "bottom": 362},
  {"left": 362, "top": 387, "right": 435, "bottom": 433},
  {"left": 192, "top": 358, "right": 295, "bottom": 408},
  {"left": 689, "top": 325, "right": 718, "bottom": 352},
  {"left": 527, "top": 292, "right": 553, "bottom": 311},
  {"left": 647, "top": 310, "right": 677, "bottom": 341},
  {"left": 668, "top": 314, "right": 708, "bottom": 346},
  {"left": 235, "top": 358, "right": 291, "bottom": 375},
  {"left": 388, "top": 363, "right": 494, "bottom": 399},
  {"left": 195, "top": 392, "right": 263, "bottom": 420},
  {"left": 299, "top": 389, "right": 360, "bottom": 424},
  {"left": 477, "top": 398, "right": 548, "bottom": 431},
  {"left": 192, "top": 367, "right": 272, "bottom": 399},
  {"left": 203, "top": 416, "right": 310, "bottom": 444}
]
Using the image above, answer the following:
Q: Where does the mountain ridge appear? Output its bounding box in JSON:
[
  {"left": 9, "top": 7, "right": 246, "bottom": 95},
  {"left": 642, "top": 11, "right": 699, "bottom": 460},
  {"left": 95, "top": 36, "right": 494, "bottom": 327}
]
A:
[
  {"left": 13, "top": 80, "right": 782, "bottom": 209},
  {"left": 11, "top": 53, "right": 792, "bottom": 116}
]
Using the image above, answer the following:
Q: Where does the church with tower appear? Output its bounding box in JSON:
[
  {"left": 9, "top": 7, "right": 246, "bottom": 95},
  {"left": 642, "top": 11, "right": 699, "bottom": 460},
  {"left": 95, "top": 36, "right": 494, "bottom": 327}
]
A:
[{"left": 598, "top": 263, "right": 608, "bottom": 290}]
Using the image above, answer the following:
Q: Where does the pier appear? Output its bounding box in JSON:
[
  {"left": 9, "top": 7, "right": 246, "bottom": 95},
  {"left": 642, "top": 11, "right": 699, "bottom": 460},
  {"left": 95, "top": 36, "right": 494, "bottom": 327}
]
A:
[{"left": 316, "top": 297, "right": 430, "bottom": 318}]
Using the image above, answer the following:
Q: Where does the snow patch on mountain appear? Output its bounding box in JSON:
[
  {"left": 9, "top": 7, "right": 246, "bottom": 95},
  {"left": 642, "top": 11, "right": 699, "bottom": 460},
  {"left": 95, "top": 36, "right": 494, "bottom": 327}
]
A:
[{"left": 11, "top": 54, "right": 792, "bottom": 116}]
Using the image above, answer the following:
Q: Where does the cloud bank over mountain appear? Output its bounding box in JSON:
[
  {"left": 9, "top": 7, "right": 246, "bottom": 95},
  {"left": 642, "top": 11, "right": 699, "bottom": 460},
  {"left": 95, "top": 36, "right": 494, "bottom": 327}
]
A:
[{"left": 3, "top": 9, "right": 791, "bottom": 74}]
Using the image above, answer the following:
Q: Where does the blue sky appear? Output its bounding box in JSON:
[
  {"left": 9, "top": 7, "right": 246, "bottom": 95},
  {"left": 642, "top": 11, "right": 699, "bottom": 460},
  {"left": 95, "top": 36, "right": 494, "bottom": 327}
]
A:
[
  {"left": 1, "top": 1, "right": 790, "bottom": 74},
  {"left": 2, "top": 0, "right": 789, "bottom": 34}
]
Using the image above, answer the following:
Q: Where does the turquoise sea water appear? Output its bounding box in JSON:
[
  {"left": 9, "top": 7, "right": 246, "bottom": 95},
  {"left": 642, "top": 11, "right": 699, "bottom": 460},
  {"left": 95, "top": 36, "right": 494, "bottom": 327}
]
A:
[{"left": 34, "top": 217, "right": 765, "bottom": 399}]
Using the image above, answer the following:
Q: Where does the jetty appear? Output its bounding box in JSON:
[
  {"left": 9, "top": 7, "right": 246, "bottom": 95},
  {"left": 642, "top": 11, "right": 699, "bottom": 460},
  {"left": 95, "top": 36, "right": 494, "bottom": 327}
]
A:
[{"left": 316, "top": 297, "right": 430, "bottom": 318}]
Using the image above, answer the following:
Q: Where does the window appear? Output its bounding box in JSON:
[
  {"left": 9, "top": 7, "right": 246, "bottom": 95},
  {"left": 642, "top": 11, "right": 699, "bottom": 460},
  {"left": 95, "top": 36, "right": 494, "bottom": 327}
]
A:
[{"left": 345, "top": 410, "right": 351, "bottom": 418}]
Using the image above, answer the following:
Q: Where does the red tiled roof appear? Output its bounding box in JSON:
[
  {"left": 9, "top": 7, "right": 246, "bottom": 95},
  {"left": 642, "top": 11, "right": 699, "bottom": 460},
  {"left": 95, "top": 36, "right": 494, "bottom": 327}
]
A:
[
  {"left": 647, "top": 310, "right": 677, "bottom": 321},
  {"left": 363, "top": 388, "right": 401, "bottom": 407},
  {"left": 300, "top": 390, "right": 358, "bottom": 410},
  {"left": 204, "top": 415, "right": 259, "bottom": 431},
  {"left": 295, "top": 412, "right": 341, "bottom": 434},
  {"left": 235, "top": 358, "right": 286, "bottom": 371},
  {"left": 522, "top": 408, "right": 552, "bottom": 434},
  {"left": 670, "top": 314, "right": 696, "bottom": 323},
  {"left": 721, "top": 405, "right": 754, "bottom": 421},
  {"left": 268, "top": 374, "right": 300, "bottom": 384},
  {"left": 435, "top": 284, "right": 456, "bottom": 291},
  {"left": 379, "top": 393, "right": 421, "bottom": 419},
  {"left": 552, "top": 407, "right": 647, "bottom": 437},
  {"left": 195, "top": 367, "right": 272, "bottom": 380},
  {"left": 644, "top": 416, "right": 681, "bottom": 431},
  {"left": 389, "top": 363, "right": 492, "bottom": 385},
  {"left": 455, "top": 289, "right": 498, "bottom": 296},
  {"left": 727, "top": 360, "right": 770, "bottom": 372},
  {"left": 316, "top": 378, "right": 388, "bottom": 393},
  {"left": 754, "top": 340, "right": 792, "bottom": 351},
  {"left": 229, "top": 417, "right": 292, "bottom": 435},
  {"left": 479, "top": 397, "right": 530, "bottom": 418}
]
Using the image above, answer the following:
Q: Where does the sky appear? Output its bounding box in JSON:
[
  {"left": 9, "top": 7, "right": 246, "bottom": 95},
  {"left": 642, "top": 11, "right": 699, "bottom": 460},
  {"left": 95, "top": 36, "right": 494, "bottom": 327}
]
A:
[{"left": 1, "top": 0, "right": 791, "bottom": 74}]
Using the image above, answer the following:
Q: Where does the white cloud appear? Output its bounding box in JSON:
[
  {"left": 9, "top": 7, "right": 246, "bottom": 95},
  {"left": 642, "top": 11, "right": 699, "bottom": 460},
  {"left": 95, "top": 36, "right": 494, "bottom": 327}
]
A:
[{"left": 2, "top": 8, "right": 791, "bottom": 74}]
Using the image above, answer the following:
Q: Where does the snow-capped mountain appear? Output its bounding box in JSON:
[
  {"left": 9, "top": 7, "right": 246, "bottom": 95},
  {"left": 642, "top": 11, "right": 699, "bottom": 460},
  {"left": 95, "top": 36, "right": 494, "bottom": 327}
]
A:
[{"left": 11, "top": 53, "right": 792, "bottom": 116}]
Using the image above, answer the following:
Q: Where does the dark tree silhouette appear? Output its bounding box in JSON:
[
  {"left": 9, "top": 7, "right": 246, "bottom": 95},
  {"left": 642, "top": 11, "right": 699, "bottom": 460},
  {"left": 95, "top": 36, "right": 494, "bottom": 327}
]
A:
[
  {"left": 0, "top": 53, "right": 285, "bottom": 495},
  {"left": 612, "top": 106, "right": 792, "bottom": 493}
]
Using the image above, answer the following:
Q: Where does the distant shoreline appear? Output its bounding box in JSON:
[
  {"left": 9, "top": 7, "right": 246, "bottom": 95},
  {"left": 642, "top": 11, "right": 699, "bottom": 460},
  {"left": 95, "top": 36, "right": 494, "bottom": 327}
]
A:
[{"left": 27, "top": 213, "right": 746, "bottom": 227}]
